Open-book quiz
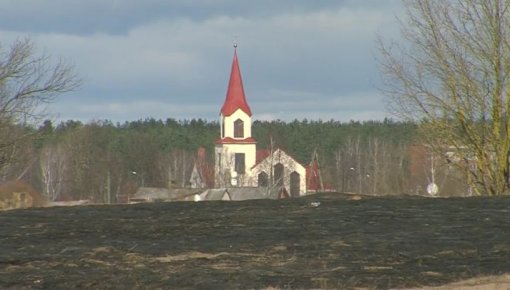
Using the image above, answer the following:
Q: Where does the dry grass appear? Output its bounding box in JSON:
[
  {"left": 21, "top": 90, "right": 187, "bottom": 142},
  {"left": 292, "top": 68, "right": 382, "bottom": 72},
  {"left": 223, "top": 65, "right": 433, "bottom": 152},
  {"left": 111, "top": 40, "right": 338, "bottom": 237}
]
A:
[{"left": 398, "top": 274, "right": 510, "bottom": 290}]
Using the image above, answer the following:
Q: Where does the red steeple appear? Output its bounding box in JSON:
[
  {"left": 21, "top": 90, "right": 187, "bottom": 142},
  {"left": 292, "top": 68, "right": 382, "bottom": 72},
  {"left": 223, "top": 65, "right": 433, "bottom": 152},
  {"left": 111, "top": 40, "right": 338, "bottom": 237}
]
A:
[{"left": 220, "top": 47, "right": 252, "bottom": 117}]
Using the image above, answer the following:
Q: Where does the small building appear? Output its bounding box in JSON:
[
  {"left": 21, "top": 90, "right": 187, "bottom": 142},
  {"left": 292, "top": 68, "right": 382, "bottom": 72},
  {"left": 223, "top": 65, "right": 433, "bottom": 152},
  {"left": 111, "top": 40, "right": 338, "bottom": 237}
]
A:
[
  {"left": 0, "top": 180, "right": 45, "bottom": 210},
  {"left": 306, "top": 151, "right": 336, "bottom": 193},
  {"left": 198, "top": 187, "right": 282, "bottom": 201},
  {"left": 129, "top": 187, "right": 200, "bottom": 203}
]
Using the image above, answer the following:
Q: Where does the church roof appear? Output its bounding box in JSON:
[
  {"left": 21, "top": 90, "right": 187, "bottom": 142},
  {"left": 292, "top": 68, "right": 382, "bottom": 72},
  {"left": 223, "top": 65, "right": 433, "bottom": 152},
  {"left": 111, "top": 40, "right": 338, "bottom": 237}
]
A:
[
  {"left": 306, "top": 158, "right": 321, "bottom": 192},
  {"left": 256, "top": 149, "right": 271, "bottom": 164},
  {"left": 215, "top": 137, "right": 256, "bottom": 144},
  {"left": 220, "top": 48, "right": 252, "bottom": 117},
  {"left": 199, "top": 187, "right": 280, "bottom": 201}
]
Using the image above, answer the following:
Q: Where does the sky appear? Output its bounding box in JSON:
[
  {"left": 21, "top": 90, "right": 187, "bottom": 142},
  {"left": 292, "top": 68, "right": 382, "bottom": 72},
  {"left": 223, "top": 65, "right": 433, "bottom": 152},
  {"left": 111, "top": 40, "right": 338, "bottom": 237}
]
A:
[{"left": 0, "top": 0, "right": 403, "bottom": 123}]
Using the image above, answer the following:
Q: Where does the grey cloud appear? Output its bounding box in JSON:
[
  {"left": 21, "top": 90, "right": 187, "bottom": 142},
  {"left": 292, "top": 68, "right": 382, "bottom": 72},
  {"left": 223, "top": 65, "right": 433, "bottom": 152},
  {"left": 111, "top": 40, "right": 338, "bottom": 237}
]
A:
[
  {"left": 0, "top": 0, "right": 398, "bottom": 35},
  {"left": 1, "top": 0, "right": 403, "bottom": 122}
]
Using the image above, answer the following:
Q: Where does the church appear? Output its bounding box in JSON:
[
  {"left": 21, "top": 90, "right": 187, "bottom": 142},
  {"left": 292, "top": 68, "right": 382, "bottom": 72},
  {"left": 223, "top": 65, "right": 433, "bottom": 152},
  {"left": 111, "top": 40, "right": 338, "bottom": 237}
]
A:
[
  {"left": 134, "top": 45, "right": 325, "bottom": 203},
  {"left": 211, "top": 45, "right": 313, "bottom": 197}
]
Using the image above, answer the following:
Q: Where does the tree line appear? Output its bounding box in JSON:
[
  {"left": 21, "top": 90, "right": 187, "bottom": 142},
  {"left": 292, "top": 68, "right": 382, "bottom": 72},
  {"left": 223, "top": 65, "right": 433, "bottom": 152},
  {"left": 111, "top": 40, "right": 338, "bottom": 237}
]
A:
[{"left": 0, "top": 118, "right": 425, "bottom": 202}]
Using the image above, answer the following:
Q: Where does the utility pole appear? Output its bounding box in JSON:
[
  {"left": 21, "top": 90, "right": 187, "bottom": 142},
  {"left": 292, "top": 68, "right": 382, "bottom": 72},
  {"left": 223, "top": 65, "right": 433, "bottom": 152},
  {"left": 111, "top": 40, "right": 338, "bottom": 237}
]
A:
[{"left": 106, "top": 170, "right": 111, "bottom": 204}]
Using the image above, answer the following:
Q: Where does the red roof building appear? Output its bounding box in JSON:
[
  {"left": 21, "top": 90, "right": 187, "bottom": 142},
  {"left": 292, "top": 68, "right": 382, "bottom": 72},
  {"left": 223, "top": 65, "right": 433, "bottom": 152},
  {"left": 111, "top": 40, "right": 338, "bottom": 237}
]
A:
[
  {"left": 305, "top": 152, "right": 336, "bottom": 192},
  {"left": 306, "top": 158, "right": 322, "bottom": 192},
  {"left": 212, "top": 45, "right": 310, "bottom": 197}
]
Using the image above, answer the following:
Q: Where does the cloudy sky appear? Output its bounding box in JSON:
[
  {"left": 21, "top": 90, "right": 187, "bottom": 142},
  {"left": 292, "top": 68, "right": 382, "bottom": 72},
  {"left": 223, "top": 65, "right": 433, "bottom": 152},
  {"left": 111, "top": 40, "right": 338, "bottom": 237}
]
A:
[{"left": 0, "top": 0, "right": 403, "bottom": 123}]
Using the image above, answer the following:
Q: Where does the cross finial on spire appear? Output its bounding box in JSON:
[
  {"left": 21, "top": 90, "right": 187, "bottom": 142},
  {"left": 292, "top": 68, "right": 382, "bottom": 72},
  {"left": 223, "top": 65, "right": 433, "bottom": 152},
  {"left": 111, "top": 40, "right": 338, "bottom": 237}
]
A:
[{"left": 233, "top": 35, "right": 239, "bottom": 48}]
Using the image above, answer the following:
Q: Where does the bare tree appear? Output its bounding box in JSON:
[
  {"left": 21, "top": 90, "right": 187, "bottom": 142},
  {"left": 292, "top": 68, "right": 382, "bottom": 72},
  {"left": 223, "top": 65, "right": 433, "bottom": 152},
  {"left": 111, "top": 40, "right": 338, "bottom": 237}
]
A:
[
  {"left": 0, "top": 39, "right": 79, "bottom": 173},
  {"left": 379, "top": 0, "right": 510, "bottom": 195},
  {"left": 40, "top": 143, "right": 68, "bottom": 201},
  {"left": 335, "top": 136, "right": 362, "bottom": 193},
  {"left": 159, "top": 149, "right": 194, "bottom": 188},
  {"left": 335, "top": 135, "right": 410, "bottom": 195},
  {"left": 214, "top": 147, "right": 236, "bottom": 188}
]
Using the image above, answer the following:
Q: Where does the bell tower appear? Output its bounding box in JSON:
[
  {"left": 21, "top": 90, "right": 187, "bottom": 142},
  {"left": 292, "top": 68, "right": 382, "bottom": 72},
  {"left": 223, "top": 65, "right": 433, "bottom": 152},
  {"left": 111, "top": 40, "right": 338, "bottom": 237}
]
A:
[{"left": 215, "top": 44, "right": 257, "bottom": 187}]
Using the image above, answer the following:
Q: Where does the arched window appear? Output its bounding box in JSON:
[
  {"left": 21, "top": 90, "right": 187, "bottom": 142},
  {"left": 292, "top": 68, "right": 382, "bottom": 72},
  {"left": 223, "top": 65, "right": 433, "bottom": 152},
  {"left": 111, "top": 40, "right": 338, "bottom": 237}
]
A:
[
  {"left": 235, "top": 153, "right": 245, "bottom": 174},
  {"left": 290, "top": 171, "right": 300, "bottom": 197},
  {"left": 258, "top": 172, "right": 269, "bottom": 187},
  {"left": 234, "top": 119, "right": 244, "bottom": 138}
]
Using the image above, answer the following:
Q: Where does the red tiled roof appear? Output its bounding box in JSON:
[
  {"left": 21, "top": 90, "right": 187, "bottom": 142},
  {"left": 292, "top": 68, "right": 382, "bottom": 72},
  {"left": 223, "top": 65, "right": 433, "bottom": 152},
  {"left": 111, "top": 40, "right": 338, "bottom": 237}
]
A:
[
  {"left": 306, "top": 158, "right": 335, "bottom": 192},
  {"left": 215, "top": 137, "right": 257, "bottom": 144},
  {"left": 251, "top": 149, "right": 271, "bottom": 169},
  {"left": 220, "top": 49, "right": 252, "bottom": 117},
  {"left": 256, "top": 149, "right": 271, "bottom": 164}
]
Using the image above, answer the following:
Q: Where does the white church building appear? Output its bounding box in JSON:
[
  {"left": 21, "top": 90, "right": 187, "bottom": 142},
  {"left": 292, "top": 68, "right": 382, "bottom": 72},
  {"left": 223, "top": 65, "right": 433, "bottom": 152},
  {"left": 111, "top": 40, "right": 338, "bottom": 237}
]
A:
[{"left": 213, "top": 46, "right": 308, "bottom": 197}]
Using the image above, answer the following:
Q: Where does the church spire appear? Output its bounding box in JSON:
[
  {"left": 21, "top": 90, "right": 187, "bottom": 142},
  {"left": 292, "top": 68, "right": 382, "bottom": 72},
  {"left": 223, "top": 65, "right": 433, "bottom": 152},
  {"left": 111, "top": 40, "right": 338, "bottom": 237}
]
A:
[{"left": 220, "top": 45, "right": 252, "bottom": 117}]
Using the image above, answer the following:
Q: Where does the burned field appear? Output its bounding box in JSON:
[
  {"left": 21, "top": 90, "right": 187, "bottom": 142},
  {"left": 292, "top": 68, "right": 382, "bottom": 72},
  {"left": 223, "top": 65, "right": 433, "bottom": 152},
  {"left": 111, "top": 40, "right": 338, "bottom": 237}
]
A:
[{"left": 1, "top": 193, "right": 510, "bottom": 289}]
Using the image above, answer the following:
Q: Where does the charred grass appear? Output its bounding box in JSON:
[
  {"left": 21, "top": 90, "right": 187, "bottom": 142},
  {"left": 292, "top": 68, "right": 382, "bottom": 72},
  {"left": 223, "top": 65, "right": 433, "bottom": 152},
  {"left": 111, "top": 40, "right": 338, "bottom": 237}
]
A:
[{"left": 1, "top": 193, "right": 510, "bottom": 289}]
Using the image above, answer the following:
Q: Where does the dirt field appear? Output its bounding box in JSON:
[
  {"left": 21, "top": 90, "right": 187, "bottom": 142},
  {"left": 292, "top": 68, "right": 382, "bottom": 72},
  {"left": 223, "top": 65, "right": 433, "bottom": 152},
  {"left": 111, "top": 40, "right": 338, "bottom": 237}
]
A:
[{"left": 1, "top": 193, "right": 510, "bottom": 289}]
